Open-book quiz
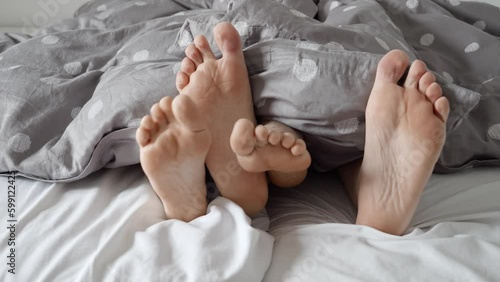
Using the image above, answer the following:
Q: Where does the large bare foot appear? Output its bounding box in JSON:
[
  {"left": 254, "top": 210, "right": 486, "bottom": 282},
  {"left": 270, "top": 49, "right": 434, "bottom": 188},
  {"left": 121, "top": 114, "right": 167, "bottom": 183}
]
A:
[
  {"left": 230, "top": 119, "right": 311, "bottom": 187},
  {"left": 175, "top": 22, "right": 268, "bottom": 216},
  {"left": 136, "top": 95, "right": 210, "bottom": 222},
  {"left": 356, "top": 50, "right": 450, "bottom": 235}
]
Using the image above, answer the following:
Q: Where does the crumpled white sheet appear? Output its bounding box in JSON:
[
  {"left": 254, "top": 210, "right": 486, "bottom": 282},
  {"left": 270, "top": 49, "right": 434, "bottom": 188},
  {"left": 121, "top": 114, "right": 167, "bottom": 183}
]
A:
[
  {"left": 264, "top": 168, "right": 500, "bottom": 281},
  {"left": 0, "top": 165, "right": 273, "bottom": 282}
]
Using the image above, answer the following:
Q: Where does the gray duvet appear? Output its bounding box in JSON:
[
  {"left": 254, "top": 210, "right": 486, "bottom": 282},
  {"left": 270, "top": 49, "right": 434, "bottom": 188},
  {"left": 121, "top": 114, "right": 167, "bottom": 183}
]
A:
[{"left": 0, "top": 0, "right": 499, "bottom": 181}]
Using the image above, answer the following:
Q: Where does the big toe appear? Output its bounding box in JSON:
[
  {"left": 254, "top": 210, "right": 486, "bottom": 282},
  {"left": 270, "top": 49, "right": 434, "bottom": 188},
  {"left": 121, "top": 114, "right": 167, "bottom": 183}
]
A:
[
  {"left": 214, "top": 22, "right": 244, "bottom": 62},
  {"left": 171, "top": 94, "right": 206, "bottom": 131},
  {"left": 375, "top": 50, "right": 410, "bottom": 84},
  {"left": 230, "top": 118, "right": 256, "bottom": 156}
]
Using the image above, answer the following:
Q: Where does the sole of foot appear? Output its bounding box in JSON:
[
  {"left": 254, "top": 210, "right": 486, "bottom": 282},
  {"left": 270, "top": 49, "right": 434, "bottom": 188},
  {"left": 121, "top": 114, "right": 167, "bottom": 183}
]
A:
[
  {"left": 136, "top": 94, "right": 211, "bottom": 222},
  {"left": 356, "top": 49, "right": 450, "bottom": 235}
]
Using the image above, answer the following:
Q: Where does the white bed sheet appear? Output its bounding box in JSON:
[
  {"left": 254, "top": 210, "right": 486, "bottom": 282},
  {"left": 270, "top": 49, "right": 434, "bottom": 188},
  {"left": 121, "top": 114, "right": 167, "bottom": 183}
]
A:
[
  {"left": 1, "top": 165, "right": 499, "bottom": 281},
  {"left": 0, "top": 165, "right": 273, "bottom": 282},
  {"left": 264, "top": 168, "right": 500, "bottom": 281}
]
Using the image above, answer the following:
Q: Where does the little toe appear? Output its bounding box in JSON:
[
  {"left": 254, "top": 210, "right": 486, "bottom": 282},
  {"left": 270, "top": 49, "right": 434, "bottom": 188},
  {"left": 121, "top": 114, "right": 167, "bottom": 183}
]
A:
[
  {"left": 194, "top": 35, "right": 216, "bottom": 61},
  {"left": 374, "top": 50, "right": 410, "bottom": 84},
  {"left": 185, "top": 43, "right": 203, "bottom": 66},
  {"left": 290, "top": 139, "right": 307, "bottom": 156},
  {"left": 136, "top": 127, "right": 151, "bottom": 147},
  {"left": 404, "top": 60, "right": 427, "bottom": 88},
  {"left": 268, "top": 130, "right": 282, "bottom": 146},
  {"left": 180, "top": 57, "right": 196, "bottom": 76},
  {"left": 255, "top": 125, "right": 270, "bottom": 146},
  {"left": 434, "top": 96, "right": 450, "bottom": 123},
  {"left": 171, "top": 94, "right": 206, "bottom": 132},
  {"left": 230, "top": 118, "right": 256, "bottom": 156},
  {"left": 425, "top": 82, "right": 443, "bottom": 104},
  {"left": 418, "top": 71, "right": 436, "bottom": 93},
  {"left": 281, "top": 132, "right": 296, "bottom": 149},
  {"left": 176, "top": 72, "right": 189, "bottom": 91}
]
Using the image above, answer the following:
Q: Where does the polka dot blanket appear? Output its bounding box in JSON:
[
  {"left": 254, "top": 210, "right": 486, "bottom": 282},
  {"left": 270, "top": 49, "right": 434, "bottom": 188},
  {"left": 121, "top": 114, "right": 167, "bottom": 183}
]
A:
[{"left": 0, "top": 0, "right": 498, "bottom": 181}]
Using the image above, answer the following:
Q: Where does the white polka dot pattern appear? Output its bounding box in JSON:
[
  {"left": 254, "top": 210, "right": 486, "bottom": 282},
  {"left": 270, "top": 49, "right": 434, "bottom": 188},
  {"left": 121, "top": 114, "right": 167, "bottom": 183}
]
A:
[
  {"left": 290, "top": 9, "right": 308, "bottom": 18},
  {"left": 375, "top": 37, "right": 390, "bottom": 50},
  {"left": 96, "top": 4, "right": 107, "bottom": 12},
  {"left": 464, "top": 42, "right": 480, "bottom": 53},
  {"left": 172, "top": 62, "right": 181, "bottom": 74},
  {"left": 442, "top": 72, "right": 454, "bottom": 82},
  {"left": 420, "top": 33, "right": 434, "bottom": 46},
  {"left": 64, "top": 62, "right": 83, "bottom": 76},
  {"left": 473, "top": 21, "right": 486, "bottom": 30},
  {"left": 40, "top": 77, "right": 63, "bottom": 85},
  {"left": 330, "top": 1, "right": 341, "bottom": 10},
  {"left": 488, "top": 124, "right": 500, "bottom": 140},
  {"left": 234, "top": 21, "right": 250, "bottom": 36},
  {"left": 71, "top": 107, "right": 82, "bottom": 119},
  {"left": 343, "top": 6, "right": 357, "bottom": 12},
  {"left": 135, "top": 1, "right": 148, "bottom": 6},
  {"left": 88, "top": 100, "right": 104, "bottom": 120},
  {"left": 293, "top": 59, "right": 318, "bottom": 82},
  {"left": 448, "top": 0, "right": 460, "bottom": 6},
  {"left": 296, "top": 42, "right": 321, "bottom": 51},
  {"left": 9, "top": 65, "right": 21, "bottom": 70},
  {"left": 8, "top": 133, "right": 31, "bottom": 153},
  {"left": 128, "top": 118, "right": 142, "bottom": 128},
  {"left": 335, "top": 117, "right": 359, "bottom": 134},
  {"left": 42, "top": 35, "right": 59, "bottom": 45},
  {"left": 325, "top": 41, "right": 344, "bottom": 50},
  {"left": 133, "top": 50, "right": 149, "bottom": 61},
  {"left": 178, "top": 30, "right": 193, "bottom": 47},
  {"left": 406, "top": 0, "right": 419, "bottom": 9}
]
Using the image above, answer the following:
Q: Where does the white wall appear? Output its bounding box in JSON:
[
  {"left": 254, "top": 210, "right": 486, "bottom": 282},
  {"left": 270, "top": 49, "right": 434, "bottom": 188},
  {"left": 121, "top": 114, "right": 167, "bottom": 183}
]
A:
[{"left": 0, "top": 0, "right": 90, "bottom": 32}]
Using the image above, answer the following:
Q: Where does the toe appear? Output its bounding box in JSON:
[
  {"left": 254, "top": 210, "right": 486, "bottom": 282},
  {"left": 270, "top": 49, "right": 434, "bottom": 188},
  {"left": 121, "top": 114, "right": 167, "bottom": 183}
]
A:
[
  {"left": 176, "top": 72, "right": 189, "bottom": 91},
  {"left": 434, "top": 96, "right": 450, "bottom": 123},
  {"left": 230, "top": 118, "right": 256, "bottom": 156},
  {"left": 418, "top": 71, "right": 436, "bottom": 93},
  {"left": 404, "top": 60, "right": 427, "bottom": 88},
  {"left": 281, "top": 132, "right": 296, "bottom": 149},
  {"left": 140, "top": 115, "right": 158, "bottom": 133},
  {"left": 213, "top": 22, "right": 245, "bottom": 63},
  {"left": 181, "top": 57, "right": 196, "bottom": 76},
  {"left": 425, "top": 82, "right": 443, "bottom": 104},
  {"left": 268, "top": 130, "right": 282, "bottom": 146},
  {"left": 255, "top": 125, "right": 270, "bottom": 146},
  {"left": 291, "top": 139, "right": 307, "bottom": 156},
  {"left": 375, "top": 50, "right": 410, "bottom": 84},
  {"left": 159, "top": 96, "right": 175, "bottom": 121},
  {"left": 194, "top": 35, "right": 216, "bottom": 61},
  {"left": 185, "top": 43, "right": 203, "bottom": 66},
  {"left": 171, "top": 94, "right": 206, "bottom": 131},
  {"left": 136, "top": 127, "right": 151, "bottom": 147},
  {"left": 150, "top": 103, "right": 167, "bottom": 125}
]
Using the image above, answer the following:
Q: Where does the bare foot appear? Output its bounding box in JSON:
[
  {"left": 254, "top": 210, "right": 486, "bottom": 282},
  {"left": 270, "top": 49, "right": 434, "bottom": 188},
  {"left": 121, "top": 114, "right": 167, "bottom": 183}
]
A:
[
  {"left": 356, "top": 50, "right": 450, "bottom": 235},
  {"left": 136, "top": 95, "right": 210, "bottom": 221},
  {"left": 230, "top": 119, "right": 311, "bottom": 171},
  {"left": 175, "top": 22, "right": 268, "bottom": 216}
]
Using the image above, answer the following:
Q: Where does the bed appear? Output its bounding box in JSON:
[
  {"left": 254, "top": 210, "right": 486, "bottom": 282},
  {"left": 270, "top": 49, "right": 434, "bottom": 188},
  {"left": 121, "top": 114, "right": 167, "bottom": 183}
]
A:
[{"left": 1, "top": 0, "right": 500, "bottom": 281}]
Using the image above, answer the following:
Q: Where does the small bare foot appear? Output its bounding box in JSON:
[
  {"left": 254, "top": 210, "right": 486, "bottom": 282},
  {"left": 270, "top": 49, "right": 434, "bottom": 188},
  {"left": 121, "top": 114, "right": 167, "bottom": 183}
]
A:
[
  {"left": 175, "top": 22, "right": 268, "bottom": 216},
  {"left": 136, "top": 95, "right": 211, "bottom": 221},
  {"left": 356, "top": 50, "right": 450, "bottom": 235},
  {"left": 230, "top": 119, "right": 311, "bottom": 172}
]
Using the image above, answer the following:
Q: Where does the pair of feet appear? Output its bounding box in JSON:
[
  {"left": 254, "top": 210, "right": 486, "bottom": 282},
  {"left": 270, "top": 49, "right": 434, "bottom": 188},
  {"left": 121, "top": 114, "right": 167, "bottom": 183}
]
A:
[
  {"left": 136, "top": 22, "right": 450, "bottom": 235},
  {"left": 136, "top": 22, "right": 310, "bottom": 221}
]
